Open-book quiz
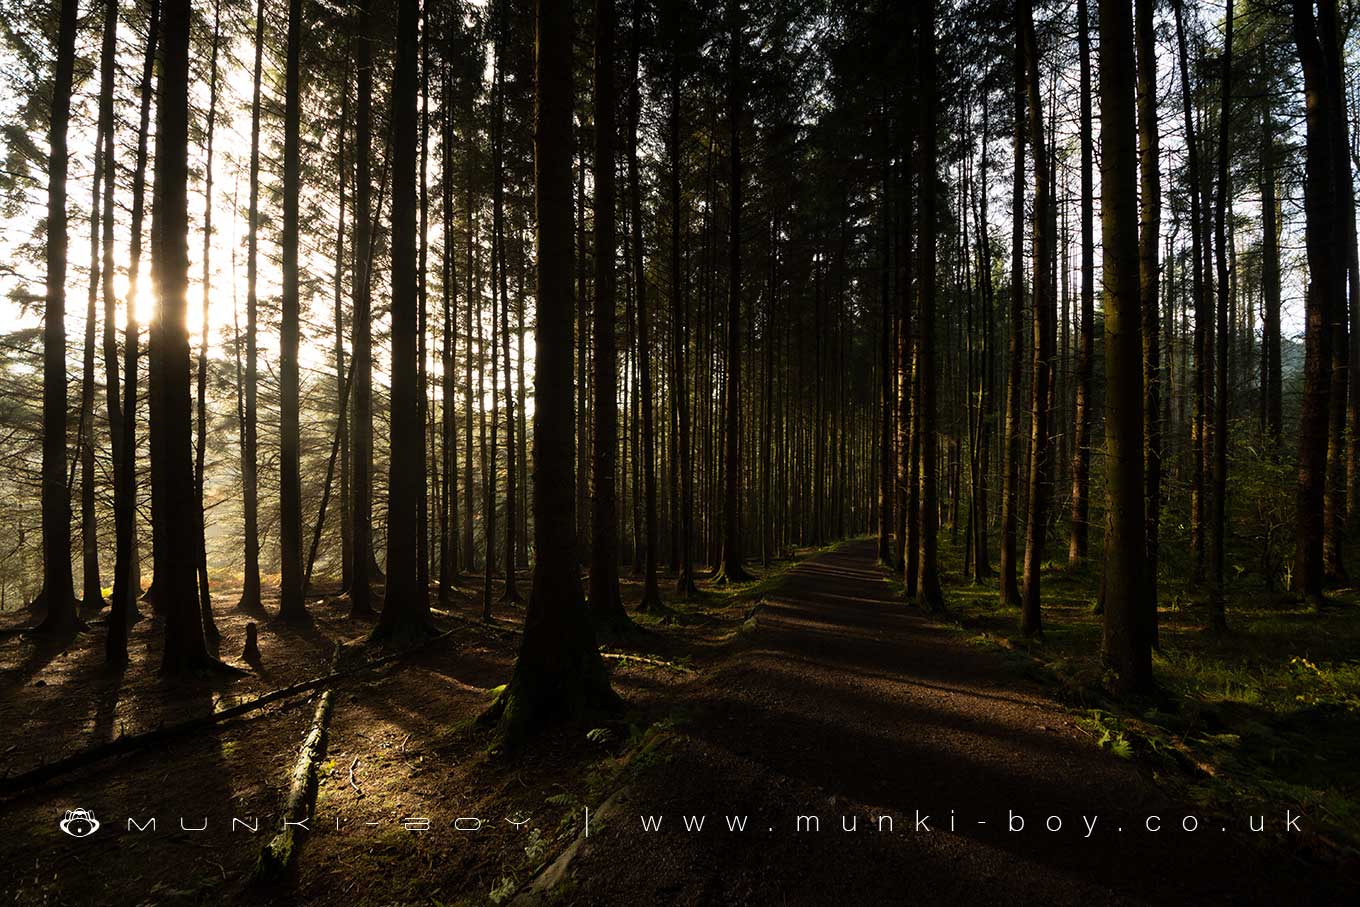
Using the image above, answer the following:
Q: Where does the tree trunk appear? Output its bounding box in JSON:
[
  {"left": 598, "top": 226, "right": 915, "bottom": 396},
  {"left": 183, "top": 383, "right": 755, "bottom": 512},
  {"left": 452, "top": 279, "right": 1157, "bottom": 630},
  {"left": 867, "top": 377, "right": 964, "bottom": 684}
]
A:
[
  {"left": 493, "top": 34, "right": 522, "bottom": 605},
  {"left": 373, "top": 0, "right": 431, "bottom": 643},
  {"left": 350, "top": 0, "right": 377, "bottom": 619},
  {"left": 440, "top": 58, "right": 459, "bottom": 602},
  {"left": 1209, "top": 0, "right": 1234, "bottom": 627},
  {"left": 1174, "top": 0, "right": 1208, "bottom": 587},
  {"left": 1291, "top": 0, "right": 1340, "bottom": 605},
  {"left": 482, "top": 0, "right": 618, "bottom": 753},
  {"left": 589, "top": 0, "right": 629, "bottom": 629},
  {"left": 108, "top": 0, "right": 158, "bottom": 661},
  {"left": 195, "top": 0, "right": 223, "bottom": 641},
  {"left": 153, "top": 0, "right": 220, "bottom": 674},
  {"left": 1100, "top": 0, "right": 1153, "bottom": 693},
  {"left": 278, "top": 0, "right": 306, "bottom": 622},
  {"left": 35, "top": 0, "right": 80, "bottom": 632},
  {"left": 915, "top": 0, "right": 943, "bottom": 611},
  {"left": 628, "top": 0, "right": 662, "bottom": 611},
  {"left": 999, "top": 20, "right": 1025, "bottom": 610},
  {"left": 1262, "top": 105, "right": 1283, "bottom": 447},
  {"left": 1136, "top": 0, "right": 1161, "bottom": 646},
  {"left": 717, "top": 0, "right": 750, "bottom": 585},
  {"left": 1069, "top": 0, "right": 1095, "bottom": 566},
  {"left": 1019, "top": 0, "right": 1053, "bottom": 636},
  {"left": 670, "top": 36, "right": 697, "bottom": 596}
]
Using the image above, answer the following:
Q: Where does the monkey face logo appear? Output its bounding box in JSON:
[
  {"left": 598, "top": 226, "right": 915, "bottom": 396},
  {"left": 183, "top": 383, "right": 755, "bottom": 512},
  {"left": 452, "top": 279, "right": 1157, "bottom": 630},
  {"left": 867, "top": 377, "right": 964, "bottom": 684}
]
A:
[{"left": 59, "top": 809, "right": 100, "bottom": 838}]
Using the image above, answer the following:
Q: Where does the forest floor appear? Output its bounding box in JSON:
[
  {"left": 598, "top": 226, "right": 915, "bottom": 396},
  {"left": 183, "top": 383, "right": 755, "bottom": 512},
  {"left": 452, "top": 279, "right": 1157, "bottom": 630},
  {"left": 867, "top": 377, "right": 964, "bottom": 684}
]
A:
[{"left": 0, "top": 540, "right": 1355, "bottom": 905}]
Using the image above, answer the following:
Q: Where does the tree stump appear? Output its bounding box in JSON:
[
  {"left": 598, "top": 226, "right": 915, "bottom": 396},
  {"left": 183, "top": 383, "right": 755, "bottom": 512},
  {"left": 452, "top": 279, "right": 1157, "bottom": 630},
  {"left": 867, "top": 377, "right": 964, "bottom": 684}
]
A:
[{"left": 243, "top": 622, "right": 261, "bottom": 665}]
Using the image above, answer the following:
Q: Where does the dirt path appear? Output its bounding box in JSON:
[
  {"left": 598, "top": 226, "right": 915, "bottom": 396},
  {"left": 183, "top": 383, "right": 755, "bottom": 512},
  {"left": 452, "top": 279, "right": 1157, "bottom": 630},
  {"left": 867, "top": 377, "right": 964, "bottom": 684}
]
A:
[{"left": 524, "top": 540, "right": 1338, "bottom": 905}]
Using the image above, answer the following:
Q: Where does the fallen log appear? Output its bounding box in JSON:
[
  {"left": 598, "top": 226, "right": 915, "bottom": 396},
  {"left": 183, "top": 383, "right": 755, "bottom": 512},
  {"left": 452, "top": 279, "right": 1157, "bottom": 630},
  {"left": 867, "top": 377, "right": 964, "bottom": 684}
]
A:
[
  {"left": 251, "top": 686, "right": 335, "bottom": 881},
  {"left": 0, "top": 627, "right": 457, "bottom": 796}
]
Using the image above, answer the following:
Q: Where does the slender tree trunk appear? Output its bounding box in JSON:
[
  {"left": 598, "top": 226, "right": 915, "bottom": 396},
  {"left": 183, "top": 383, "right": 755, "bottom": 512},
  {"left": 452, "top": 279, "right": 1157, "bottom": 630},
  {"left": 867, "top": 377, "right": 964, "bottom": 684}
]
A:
[
  {"left": 590, "top": 0, "right": 628, "bottom": 628},
  {"left": 417, "top": 0, "right": 432, "bottom": 602},
  {"left": 108, "top": 0, "right": 158, "bottom": 659},
  {"left": 350, "top": 0, "right": 377, "bottom": 618},
  {"left": 1019, "top": 0, "right": 1054, "bottom": 635},
  {"left": 915, "top": 0, "right": 943, "bottom": 610},
  {"left": 1174, "top": 0, "right": 1209, "bottom": 587},
  {"left": 1262, "top": 107, "right": 1283, "bottom": 448},
  {"left": 999, "top": 21, "right": 1025, "bottom": 609},
  {"left": 238, "top": 0, "right": 266, "bottom": 614},
  {"left": 97, "top": 0, "right": 125, "bottom": 640},
  {"left": 629, "top": 0, "right": 662, "bottom": 610},
  {"left": 440, "top": 60, "right": 459, "bottom": 601},
  {"left": 80, "top": 0, "right": 121, "bottom": 616},
  {"left": 670, "top": 41, "right": 697, "bottom": 596},
  {"left": 336, "top": 70, "right": 353, "bottom": 592},
  {"left": 878, "top": 112, "right": 894, "bottom": 566},
  {"left": 1210, "top": 0, "right": 1234, "bottom": 627},
  {"left": 1100, "top": 0, "right": 1153, "bottom": 693},
  {"left": 1136, "top": 0, "right": 1161, "bottom": 646},
  {"left": 373, "top": 0, "right": 431, "bottom": 643},
  {"left": 278, "top": 0, "right": 306, "bottom": 621},
  {"left": 465, "top": 144, "right": 478, "bottom": 572},
  {"left": 35, "top": 0, "right": 80, "bottom": 631},
  {"left": 493, "top": 37, "right": 522, "bottom": 605},
  {"left": 717, "top": 0, "right": 750, "bottom": 584},
  {"left": 1069, "top": 0, "right": 1095, "bottom": 565},
  {"left": 195, "top": 0, "right": 223, "bottom": 641}
]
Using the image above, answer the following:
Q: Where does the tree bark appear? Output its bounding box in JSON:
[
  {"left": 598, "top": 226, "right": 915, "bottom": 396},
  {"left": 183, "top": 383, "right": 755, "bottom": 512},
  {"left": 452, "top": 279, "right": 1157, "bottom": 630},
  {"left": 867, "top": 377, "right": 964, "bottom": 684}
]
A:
[
  {"left": 278, "top": 0, "right": 306, "bottom": 622},
  {"left": 1291, "top": 0, "right": 1339, "bottom": 604},
  {"left": 1019, "top": 0, "right": 1054, "bottom": 636},
  {"left": 589, "top": 0, "right": 629, "bottom": 628},
  {"left": 483, "top": 0, "right": 619, "bottom": 752},
  {"left": 373, "top": 0, "right": 433, "bottom": 644},
  {"left": 152, "top": 0, "right": 220, "bottom": 673},
  {"left": 915, "top": 0, "right": 943, "bottom": 611},
  {"left": 1099, "top": 0, "right": 1152, "bottom": 693},
  {"left": 1069, "top": 0, "right": 1095, "bottom": 566},
  {"left": 999, "top": 18, "right": 1025, "bottom": 610},
  {"left": 35, "top": 0, "right": 80, "bottom": 632},
  {"left": 717, "top": 0, "right": 751, "bottom": 584},
  {"left": 1136, "top": 0, "right": 1161, "bottom": 646},
  {"left": 350, "top": 0, "right": 377, "bottom": 619}
]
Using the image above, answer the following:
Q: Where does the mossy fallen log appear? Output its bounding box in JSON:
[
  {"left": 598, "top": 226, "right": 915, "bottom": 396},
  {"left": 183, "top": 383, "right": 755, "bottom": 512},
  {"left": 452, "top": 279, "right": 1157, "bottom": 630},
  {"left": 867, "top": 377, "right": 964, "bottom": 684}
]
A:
[{"left": 251, "top": 686, "right": 335, "bottom": 882}]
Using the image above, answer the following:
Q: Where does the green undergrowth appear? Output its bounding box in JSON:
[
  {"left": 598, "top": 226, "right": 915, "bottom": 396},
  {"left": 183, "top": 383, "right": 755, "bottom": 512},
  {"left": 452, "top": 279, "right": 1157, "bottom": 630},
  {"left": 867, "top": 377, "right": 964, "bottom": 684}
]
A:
[{"left": 905, "top": 534, "right": 1360, "bottom": 858}]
